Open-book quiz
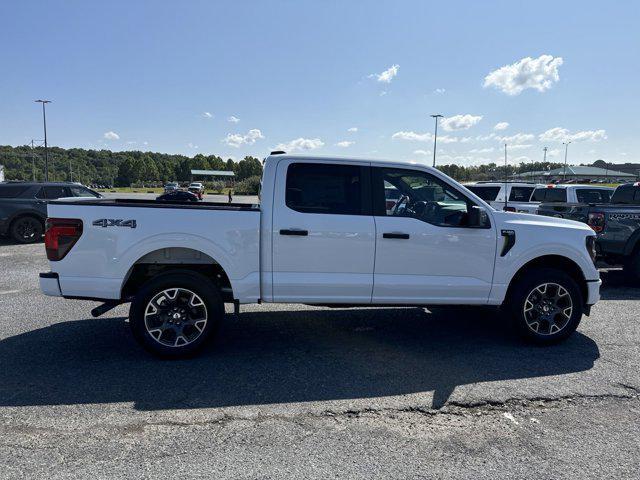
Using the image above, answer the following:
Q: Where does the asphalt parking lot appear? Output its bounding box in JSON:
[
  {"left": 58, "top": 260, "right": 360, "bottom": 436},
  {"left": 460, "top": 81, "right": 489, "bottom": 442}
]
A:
[{"left": 0, "top": 237, "right": 639, "bottom": 478}]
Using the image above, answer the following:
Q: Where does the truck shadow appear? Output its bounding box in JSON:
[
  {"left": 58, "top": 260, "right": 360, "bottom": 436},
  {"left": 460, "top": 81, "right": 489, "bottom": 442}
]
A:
[
  {"left": 0, "top": 307, "right": 599, "bottom": 411},
  {"left": 599, "top": 269, "right": 640, "bottom": 300}
]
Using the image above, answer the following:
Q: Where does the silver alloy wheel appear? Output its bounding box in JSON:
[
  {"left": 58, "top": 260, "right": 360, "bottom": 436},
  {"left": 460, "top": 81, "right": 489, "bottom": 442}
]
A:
[
  {"left": 144, "top": 288, "right": 208, "bottom": 347},
  {"left": 523, "top": 282, "right": 573, "bottom": 335}
]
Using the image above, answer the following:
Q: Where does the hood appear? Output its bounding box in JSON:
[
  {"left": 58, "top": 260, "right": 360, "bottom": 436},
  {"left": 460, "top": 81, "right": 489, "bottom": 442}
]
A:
[{"left": 494, "top": 211, "right": 593, "bottom": 233}]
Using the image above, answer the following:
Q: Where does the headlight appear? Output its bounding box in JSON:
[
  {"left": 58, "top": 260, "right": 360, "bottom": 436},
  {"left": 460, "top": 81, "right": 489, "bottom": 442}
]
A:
[{"left": 585, "top": 235, "right": 597, "bottom": 263}]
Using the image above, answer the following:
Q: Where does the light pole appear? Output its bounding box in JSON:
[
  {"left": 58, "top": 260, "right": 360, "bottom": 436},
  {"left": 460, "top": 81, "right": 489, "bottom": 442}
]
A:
[
  {"left": 35, "top": 100, "right": 51, "bottom": 181},
  {"left": 562, "top": 140, "right": 571, "bottom": 182},
  {"left": 541, "top": 146, "right": 548, "bottom": 183},
  {"left": 430, "top": 114, "right": 443, "bottom": 168}
]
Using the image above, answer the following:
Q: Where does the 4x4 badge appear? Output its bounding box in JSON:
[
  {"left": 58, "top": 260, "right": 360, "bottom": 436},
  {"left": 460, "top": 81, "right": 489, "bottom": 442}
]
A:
[{"left": 92, "top": 219, "right": 137, "bottom": 228}]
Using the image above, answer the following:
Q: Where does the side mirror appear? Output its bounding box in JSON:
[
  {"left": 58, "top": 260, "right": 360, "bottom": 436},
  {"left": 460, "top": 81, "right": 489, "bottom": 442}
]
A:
[{"left": 467, "top": 206, "right": 491, "bottom": 228}]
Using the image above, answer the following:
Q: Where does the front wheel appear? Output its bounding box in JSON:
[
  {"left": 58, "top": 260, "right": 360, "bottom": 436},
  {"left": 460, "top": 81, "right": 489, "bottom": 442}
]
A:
[
  {"left": 129, "top": 271, "right": 224, "bottom": 358},
  {"left": 508, "top": 268, "right": 583, "bottom": 344}
]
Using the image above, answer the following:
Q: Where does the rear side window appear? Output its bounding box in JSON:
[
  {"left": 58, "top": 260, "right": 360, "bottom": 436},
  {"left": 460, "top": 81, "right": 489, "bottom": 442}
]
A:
[
  {"left": 0, "top": 185, "right": 30, "bottom": 198},
  {"left": 285, "top": 163, "right": 367, "bottom": 215},
  {"left": 69, "top": 186, "right": 101, "bottom": 198},
  {"left": 466, "top": 186, "right": 500, "bottom": 201},
  {"left": 576, "top": 189, "right": 613, "bottom": 204},
  {"left": 611, "top": 186, "right": 638, "bottom": 204},
  {"left": 36, "top": 186, "right": 70, "bottom": 199},
  {"left": 531, "top": 188, "right": 547, "bottom": 202},
  {"left": 545, "top": 188, "right": 567, "bottom": 202},
  {"left": 509, "top": 187, "right": 535, "bottom": 202}
]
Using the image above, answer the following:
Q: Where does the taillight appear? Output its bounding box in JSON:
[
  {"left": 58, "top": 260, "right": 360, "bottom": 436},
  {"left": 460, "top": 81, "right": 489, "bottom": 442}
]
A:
[
  {"left": 587, "top": 212, "right": 605, "bottom": 233},
  {"left": 45, "top": 218, "right": 83, "bottom": 261}
]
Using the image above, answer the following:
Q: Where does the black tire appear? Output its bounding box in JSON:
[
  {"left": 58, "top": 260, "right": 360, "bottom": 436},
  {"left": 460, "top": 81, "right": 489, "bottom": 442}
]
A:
[
  {"left": 129, "top": 271, "right": 224, "bottom": 358},
  {"left": 10, "top": 216, "right": 43, "bottom": 244},
  {"left": 623, "top": 250, "right": 640, "bottom": 284},
  {"left": 508, "top": 267, "right": 583, "bottom": 345}
]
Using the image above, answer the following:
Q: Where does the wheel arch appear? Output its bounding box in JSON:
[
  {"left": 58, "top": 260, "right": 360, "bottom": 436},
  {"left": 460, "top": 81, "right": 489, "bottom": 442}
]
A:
[
  {"left": 121, "top": 247, "right": 234, "bottom": 302},
  {"left": 504, "top": 255, "right": 588, "bottom": 306}
]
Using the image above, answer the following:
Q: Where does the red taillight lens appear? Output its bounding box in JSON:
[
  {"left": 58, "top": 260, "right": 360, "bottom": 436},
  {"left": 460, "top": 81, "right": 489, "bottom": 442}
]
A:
[
  {"left": 587, "top": 212, "right": 605, "bottom": 233},
  {"left": 45, "top": 218, "right": 83, "bottom": 261}
]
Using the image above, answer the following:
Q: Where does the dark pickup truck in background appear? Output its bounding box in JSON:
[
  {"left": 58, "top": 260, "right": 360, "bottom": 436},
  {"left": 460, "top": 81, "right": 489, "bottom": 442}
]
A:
[
  {"left": 0, "top": 182, "right": 101, "bottom": 243},
  {"left": 538, "top": 182, "right": 640, "bottom": 281}
]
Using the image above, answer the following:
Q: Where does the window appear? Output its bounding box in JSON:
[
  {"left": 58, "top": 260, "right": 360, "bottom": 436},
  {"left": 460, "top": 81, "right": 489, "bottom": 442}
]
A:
[
  {"left": 531, "top": 188, "right": 547, "bottom": 202},
  {"left": 576, "top": 189, "right": 613, "bottom": 204},
  {"left": 373, "top": 167, "right": 473, "bottom": 227},
  {"left": 466, "top": 185, "right": 500, "bottom": 201},
  {"left": 0, "top": 185, "right": 29, "bottom": 198},
  {"left": 546, "top": 188, "right": 567, "bottom": 202},
  {"left": 611, "top": 186, "right": 638, "bottom": 204},
  {"left": 69, "top": 186, "right": 101, "bottom": 198},
  {"left": 36, "top": 186, "right": 70, "bottom": 199},
  {"left": 509, "top": 186, "right": 535, "bottom": 202},
  {"left": 285, "top": 163, "right": 368, "bottom": 215}
]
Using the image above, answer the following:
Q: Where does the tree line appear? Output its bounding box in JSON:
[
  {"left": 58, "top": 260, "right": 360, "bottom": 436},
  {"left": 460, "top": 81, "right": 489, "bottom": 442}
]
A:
[
  {"left": 0, "top": 144, "right": 567, "bottom": 186},
  {"left": 0, "top": 145, "right": 263, "bottom": 187}
]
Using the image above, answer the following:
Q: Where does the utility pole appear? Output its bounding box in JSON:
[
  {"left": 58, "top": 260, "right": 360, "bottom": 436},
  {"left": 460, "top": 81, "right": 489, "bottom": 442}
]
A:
[
  {"left": 30, "top": 139, "right": 36, "bottom": 181},
  {"left": 504, "top": 143, "right": 508, "bottom": 210},
  {"left": 69, "top": 159, "right": 73, "bottom": 182},
  {"left": 562, "top": 140, "right": 571, "bottom": 182},
  {"left": 430, "top": 114, "right": 443, "bottom": 168},
  {"left": 542, "top": 146, "right": 548, "bottom": 184},
  {"left": 35, "top": 100, "right": 51, "bottom": 181}
]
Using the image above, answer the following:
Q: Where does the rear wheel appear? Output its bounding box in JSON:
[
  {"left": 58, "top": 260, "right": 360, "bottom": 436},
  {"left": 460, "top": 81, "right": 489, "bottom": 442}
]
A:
[
  {"left": 129, "top": 271, "right": 224, "bottom": 358},
  {"left": 10, "top": 216, "right": 43, "bottom": 244},
  {"left": 508, "top": 268, "right": 583, "bottom": 344}
]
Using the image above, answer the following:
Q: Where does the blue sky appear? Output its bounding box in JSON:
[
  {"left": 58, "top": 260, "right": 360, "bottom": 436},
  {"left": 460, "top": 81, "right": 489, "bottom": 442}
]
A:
[{"left": 1, "top": 0, "right": 638, "bottom": 166}]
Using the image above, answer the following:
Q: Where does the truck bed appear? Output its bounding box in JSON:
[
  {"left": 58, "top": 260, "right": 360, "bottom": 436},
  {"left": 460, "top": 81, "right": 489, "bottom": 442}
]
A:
[{"left": 44, "top": 198, "right": 262, "bottom": 303}]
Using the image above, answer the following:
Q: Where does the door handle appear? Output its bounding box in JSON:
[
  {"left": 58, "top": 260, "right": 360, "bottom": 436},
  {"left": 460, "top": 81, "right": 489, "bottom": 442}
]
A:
[
  {"left": 383, "top": 232, "right": 410, "bottom": 239},
  {"left": 280, "top": 229, "right": 308, "bottom": 236}
]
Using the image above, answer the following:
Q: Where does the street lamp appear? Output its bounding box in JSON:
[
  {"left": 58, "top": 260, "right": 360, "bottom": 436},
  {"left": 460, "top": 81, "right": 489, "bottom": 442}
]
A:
[
  {"left": 430, "top": 114, "right": 443, "bottom": 168},
  {"left": 562, "top": 140, "right": 571, "bottom": 182},
  {"left": 35, "top": 100, "right": 51, "bottom": 181}
]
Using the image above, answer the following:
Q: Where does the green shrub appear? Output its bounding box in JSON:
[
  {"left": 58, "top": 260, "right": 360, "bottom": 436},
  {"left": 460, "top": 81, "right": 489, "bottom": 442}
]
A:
[{"left": 234, "top": 175, "right": 261, "bottom": 195}]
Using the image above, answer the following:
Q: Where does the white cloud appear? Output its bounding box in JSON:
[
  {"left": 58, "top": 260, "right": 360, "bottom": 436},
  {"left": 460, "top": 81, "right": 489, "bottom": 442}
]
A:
[
  {"left": 379, "top": 91, "right": 388, "bottom": 96},
  {"left": 187, "top": 142, "right": 199, "bottom": 149},
  {"left": 493, "top": 122, "right": 509, "bottom": 131},
  {"left": 276, "top": 137, "right": 324, "bottom": 152},
  {"left": 103, "top": 131, "right": 120, "bottom": 140},
  {"left": 370, "top": 64, "right": 399, "bottom": 83},
  {"left": 223, "top": 128, "right": 264, "bottom": 148},
  {"left": 433, "top": 88, "right": 446, "bottom": 94},
  {"left": 126, "top": 141, "right": 137, "bottom": 145},
  {"left": 413, "top": 149, "right": 431, "bottom": 156},
  {"left": 508, "top": 144, "right": 533, "bottom": 151},
  {"left": 347, "top": 127, "right": 358, "bottom": 133},
  {"left": 469, "top": 147, "right": 495, "bottom": 153},
  {"left": 335, "top": 140, "right": 355, "bottom": 147},
  {"left": 228, "top": 115, "right": 240, "bottom": 123},
  {"left": 498, "top": 132, "right": 535, "bottom": 144},
  {"left": 538, "top": 127, "right": 607, "bottom": 143},
  {"left": 441, "top": 114, "right": 483, "bottom": 131},
  {"left": 483, "top": 55, "right": 563, "bottom": 95},
  {"left": 392, "top": 131, "right": 458, "bottom": 143},
  {"left": 202, "top": 112, "right": 213, "bottom": 119}
]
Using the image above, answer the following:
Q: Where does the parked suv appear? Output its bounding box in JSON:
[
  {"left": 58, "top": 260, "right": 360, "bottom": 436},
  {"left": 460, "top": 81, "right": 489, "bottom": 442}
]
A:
[
  {"left": 464, "top": 182, "right": 541, "bottom": 213},
  {"left": 0, "top": 182, "right": 101, "bottom": 243}
]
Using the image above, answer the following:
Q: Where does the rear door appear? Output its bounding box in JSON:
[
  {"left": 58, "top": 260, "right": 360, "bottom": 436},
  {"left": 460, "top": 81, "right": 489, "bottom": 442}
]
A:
[{"left": 271, "top": 159, "right": 376, "bottom": 303}]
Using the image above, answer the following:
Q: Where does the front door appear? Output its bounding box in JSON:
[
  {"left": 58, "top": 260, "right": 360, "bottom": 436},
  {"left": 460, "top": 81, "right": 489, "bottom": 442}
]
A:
[
  {"left": 271, "top": 160, "right": 375, "bottom": 303},
  {"left": 372, "top": 166, "right": 497, "bottom": 304}
]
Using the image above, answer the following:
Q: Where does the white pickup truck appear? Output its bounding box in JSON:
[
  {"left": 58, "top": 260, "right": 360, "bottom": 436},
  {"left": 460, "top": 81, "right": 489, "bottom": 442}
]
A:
[{"left": 40, "top": 154, "right": 601, "bottom": 357}]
